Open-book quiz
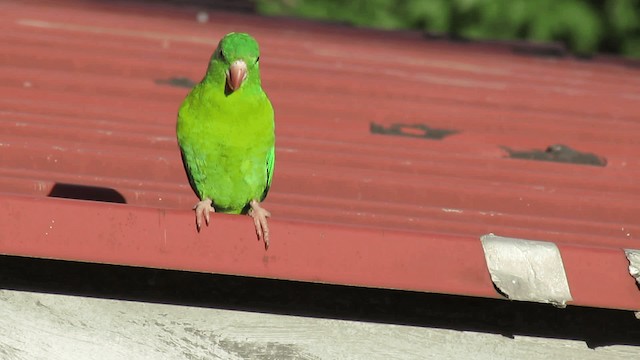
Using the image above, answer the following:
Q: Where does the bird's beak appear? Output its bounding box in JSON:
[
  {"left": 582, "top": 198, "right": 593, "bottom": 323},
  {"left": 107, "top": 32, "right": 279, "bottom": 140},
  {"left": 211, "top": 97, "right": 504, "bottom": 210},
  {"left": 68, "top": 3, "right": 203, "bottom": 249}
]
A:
[{"left": 227, "top": 60, "right": 247, "bottom": 92}]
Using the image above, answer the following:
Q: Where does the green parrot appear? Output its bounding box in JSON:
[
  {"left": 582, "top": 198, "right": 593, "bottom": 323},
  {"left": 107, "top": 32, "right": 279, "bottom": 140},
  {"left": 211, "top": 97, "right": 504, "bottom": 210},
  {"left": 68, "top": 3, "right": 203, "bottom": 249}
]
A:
[{"left": 176, "top": 32, "right": 275, "bottom": 249}]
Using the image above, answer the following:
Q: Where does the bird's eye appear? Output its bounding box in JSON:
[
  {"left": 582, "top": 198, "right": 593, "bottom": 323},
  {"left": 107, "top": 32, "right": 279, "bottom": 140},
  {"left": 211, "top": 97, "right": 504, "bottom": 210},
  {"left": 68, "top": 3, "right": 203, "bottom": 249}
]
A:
[
  {"left": 256, "top": 56, "right": 260, "bottom": 63},
  {"left": 218, "top": 49, "right": 224, "bottom": 60}
]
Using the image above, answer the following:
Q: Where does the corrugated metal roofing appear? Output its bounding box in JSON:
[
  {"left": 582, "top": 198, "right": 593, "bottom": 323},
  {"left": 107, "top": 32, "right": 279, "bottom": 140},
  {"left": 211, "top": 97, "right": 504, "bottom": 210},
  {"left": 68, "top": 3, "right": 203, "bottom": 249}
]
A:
[{"left": 2, "top": 0, "right": 640, "bottom": 311}]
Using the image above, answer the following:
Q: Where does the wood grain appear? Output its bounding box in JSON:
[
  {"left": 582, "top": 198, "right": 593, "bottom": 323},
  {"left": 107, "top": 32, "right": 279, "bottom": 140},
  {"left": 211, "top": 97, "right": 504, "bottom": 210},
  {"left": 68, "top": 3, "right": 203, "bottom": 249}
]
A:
[{"left": 1, "top": 290, "right": 639, "bottom": 360}]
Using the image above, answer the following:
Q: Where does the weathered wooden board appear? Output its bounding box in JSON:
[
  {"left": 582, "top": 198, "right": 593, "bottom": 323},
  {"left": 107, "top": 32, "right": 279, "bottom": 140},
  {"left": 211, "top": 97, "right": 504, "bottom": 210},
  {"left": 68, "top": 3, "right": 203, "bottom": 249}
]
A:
[{"left": 1, "top": 289, "right": 639, "bottom": 360}]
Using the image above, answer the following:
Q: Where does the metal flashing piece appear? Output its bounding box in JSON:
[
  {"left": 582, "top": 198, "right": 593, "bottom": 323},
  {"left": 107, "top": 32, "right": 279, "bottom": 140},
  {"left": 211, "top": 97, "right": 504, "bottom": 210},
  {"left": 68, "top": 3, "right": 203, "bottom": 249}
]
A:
[
  {"left": 624, "top": 249, "right": 640, "bottom": 287},
  {"left": 480, "top": 234, "right": 573, "bottom": 307}
]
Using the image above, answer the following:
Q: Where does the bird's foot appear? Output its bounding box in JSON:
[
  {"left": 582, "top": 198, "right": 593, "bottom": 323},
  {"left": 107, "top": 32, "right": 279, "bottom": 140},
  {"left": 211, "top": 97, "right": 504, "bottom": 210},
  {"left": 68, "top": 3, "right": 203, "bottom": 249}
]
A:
[
  {"left": 193, "top": 199, "right": 215, "bottom": 231},
  {"left": 248, "top": 200, "right": 271, "bottom": 249}
]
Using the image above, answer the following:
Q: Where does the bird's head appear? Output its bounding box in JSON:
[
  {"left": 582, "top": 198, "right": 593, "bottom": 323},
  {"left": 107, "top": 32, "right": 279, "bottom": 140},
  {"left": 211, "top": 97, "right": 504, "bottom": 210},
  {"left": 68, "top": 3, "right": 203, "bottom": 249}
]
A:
[{"left": 207, "top": 32, "right": 261, "bottom": 93}]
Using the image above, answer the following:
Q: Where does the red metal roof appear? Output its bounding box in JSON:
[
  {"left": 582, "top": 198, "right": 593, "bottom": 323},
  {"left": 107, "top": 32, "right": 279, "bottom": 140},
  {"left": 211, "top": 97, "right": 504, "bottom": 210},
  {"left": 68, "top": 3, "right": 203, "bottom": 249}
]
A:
[{"left": 2, "top": 0, "right": 640, "bottom": 310}]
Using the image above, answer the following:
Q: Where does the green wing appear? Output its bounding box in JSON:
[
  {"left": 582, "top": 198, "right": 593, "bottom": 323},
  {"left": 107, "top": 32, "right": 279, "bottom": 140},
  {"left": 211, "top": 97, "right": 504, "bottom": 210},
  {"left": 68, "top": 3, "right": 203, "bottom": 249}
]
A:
[
  {"left": 260, "top": 145, "right": 275, "bottom": 201},
  {"left": 179, "top": 145, "right": 205, "bottom": 200}
]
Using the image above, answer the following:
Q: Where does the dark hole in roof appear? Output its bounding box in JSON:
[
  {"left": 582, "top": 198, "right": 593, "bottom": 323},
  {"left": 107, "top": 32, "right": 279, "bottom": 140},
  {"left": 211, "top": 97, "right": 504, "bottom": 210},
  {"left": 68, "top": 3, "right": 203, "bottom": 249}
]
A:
[
  {"left": 370, "top": 122, "right": 459, "bottom": 140},
  {"left": 49, "top": 183, "right": 127, "bottom": 204},
  {"left": 502, "top": 144, "right": 607, "bottom": 167}
]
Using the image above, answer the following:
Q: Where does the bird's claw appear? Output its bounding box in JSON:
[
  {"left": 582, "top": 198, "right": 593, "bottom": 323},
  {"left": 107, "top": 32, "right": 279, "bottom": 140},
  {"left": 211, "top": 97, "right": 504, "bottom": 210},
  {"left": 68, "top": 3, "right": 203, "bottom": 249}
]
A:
[
  {"left": 193, "top": 199, "right": 215, "bottom": 231},
  {"left": 249, "top": 200, "right": 271, "bottom": 249}
]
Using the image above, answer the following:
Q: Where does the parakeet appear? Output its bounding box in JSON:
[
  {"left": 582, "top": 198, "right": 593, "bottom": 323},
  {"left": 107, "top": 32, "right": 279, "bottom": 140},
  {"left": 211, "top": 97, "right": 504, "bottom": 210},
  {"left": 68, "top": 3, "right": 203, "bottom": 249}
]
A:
[{"left": 176, "top": 32, "right": 275, "bottom": 249}]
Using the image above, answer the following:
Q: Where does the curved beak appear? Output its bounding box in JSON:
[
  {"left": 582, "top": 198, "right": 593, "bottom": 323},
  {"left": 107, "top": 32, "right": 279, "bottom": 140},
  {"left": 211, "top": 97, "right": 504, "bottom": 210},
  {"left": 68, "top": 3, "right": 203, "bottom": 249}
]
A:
[{"left": 227, "top": 60, "right": 247, "bottom": 92}]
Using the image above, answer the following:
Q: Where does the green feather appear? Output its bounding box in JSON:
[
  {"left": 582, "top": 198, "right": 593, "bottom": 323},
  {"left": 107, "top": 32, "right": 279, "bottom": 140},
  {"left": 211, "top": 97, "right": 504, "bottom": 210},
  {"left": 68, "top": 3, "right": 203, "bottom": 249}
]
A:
[{"left": 176, "top": 33, "right": 275, "bottom": 215}]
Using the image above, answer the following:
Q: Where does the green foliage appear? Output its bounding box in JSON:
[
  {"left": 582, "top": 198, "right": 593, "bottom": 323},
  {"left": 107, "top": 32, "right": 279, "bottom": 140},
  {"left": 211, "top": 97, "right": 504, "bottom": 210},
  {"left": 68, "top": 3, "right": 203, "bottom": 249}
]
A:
[
  {"left": 525, "top": 0, "right": 602, "bottom": 56},
  {"left": 603, "top": 0, "right": 640, "bottom": 56},
  {"left": 401, "top": 0, "right": 451, "bottom": 33},
  {"left": 606, "top": 0, "right": 639, "bottom": 34},
  {"left": 254, "top": 0, "right": 640, "bottom": 58}
]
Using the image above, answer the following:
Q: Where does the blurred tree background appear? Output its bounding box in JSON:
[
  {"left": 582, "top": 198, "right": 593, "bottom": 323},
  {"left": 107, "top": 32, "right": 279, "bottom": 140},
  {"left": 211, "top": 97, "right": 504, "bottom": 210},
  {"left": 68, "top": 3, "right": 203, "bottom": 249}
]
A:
[{"left": 254, "top": 0, "right": 640, "bottom": 58}]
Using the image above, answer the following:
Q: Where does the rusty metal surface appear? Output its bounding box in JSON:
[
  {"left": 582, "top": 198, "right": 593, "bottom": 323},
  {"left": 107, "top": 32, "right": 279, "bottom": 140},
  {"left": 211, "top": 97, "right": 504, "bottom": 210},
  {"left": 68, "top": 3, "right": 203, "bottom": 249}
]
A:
[{"left": 1, "top": 0, "right": 640, "bottom": 310}]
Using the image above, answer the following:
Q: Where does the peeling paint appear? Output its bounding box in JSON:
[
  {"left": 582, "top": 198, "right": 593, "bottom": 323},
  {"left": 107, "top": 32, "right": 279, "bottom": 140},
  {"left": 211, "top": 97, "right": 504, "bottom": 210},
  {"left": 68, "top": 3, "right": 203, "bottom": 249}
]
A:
[{"left": 441, "top": 208, "right": 463, "bottom": 213}]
